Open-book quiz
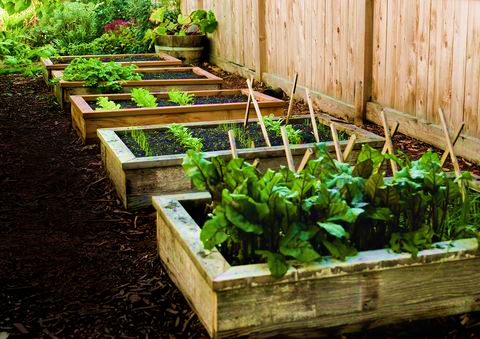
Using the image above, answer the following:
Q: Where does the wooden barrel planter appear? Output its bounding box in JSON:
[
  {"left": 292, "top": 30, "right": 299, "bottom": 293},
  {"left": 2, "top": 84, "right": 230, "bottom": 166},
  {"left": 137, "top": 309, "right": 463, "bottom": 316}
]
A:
[
  {"left": 52, "top": 66, "right": 223, "bottom": 110},
  {"left": 154, "top": 35, "right": 206, "bottom": 65},
  {"left": 70, "top": 89, "right": 285, "bottom": 143},
  {"left": 40, "top": 53, "right": 182, "bottom": 83},
  {"left": 97, "top": 114, "right": 385, "bottom": 210},
  {"left": 152, "top": 192, "right": 480, "bottom": 338}
]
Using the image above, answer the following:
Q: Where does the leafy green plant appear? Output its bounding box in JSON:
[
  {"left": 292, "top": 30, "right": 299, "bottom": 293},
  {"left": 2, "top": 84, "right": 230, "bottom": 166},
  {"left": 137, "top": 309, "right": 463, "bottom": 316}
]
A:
[
  {"left": 131, "top": 88, "right": 158, "bottom": 108},
  {"left": 60, "top": 58, "right": 142, "bottom": 92},
  {"left": 143, "top": 6, "right": 217, "bottom": 47},
  {"left": 0, "top": 0, "right": 32, "bottom": 15},
  {"left": 262, "top": 114, "right": 303, "bottom": 144},
  {"left": 95, "top": 96, "right": 121, "bottom": 110},
  {"left": 130, "top": 128, "right": 152, "bottom": 157},
  {"left": 182, "top": 143, "right": 479, "bottom": 278},
  {"left": 167, "top": 88, "right": 194, "bottom": 106},
  {"left": 167, "top": 123, "right": 203, "bottom": 151}
]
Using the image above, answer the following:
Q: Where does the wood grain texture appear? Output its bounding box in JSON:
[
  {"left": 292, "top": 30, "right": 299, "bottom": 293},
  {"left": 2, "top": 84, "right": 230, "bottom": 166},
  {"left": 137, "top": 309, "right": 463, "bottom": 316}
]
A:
[{"left": 154, "top": 193, "right": 480, "bottom": 338}]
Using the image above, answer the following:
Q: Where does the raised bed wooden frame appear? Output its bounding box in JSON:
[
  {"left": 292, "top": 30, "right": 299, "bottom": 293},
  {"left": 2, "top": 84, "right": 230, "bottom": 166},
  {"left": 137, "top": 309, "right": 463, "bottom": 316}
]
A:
[
  {"left": 70, "top": 89, "right": 285, "bottom": 143},
  {"left": 52, "top": 67, "right": 223, "bottom": 110},
  {"left": 153, "top": 191, "right": 480, "bottom": 338},
  {"left": 97, "top": 114, "right": 385, "bottom": 210},
  {"left": 41, "top": 53, "right": 182, "bottom": 83}
]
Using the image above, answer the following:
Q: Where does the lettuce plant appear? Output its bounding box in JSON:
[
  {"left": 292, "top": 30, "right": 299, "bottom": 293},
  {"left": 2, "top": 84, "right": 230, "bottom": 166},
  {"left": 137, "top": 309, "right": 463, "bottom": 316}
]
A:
[
  {"left": 95, "top": 97, "right": 121, "bottom": 110},
  {"left": 131, "top": 88, "right": 158, "bottom": 108},
  {"left": 167, "top": 88, "right": 194, "bottom": 106},
  {"left": 167, "top": 123, "right": 203, "bottom": 151}
]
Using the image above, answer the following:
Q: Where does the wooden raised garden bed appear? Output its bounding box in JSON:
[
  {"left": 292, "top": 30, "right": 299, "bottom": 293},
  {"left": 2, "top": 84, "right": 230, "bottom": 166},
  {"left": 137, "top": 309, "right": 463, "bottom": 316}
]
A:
[
  {"left": 70, "top": 89, "right": 285, "bottom": 143},
  {"left": 97, "top": 114, "right": 385, "bottom": 210},
  {"left": 41, "top": 53, "right": 182, "bottom": 83},
  {"left": 52, "top": 67, "right": 223, "bottom": 110},
  {"left": 152, "top": 192, "right": 480, "bottom": 338}
]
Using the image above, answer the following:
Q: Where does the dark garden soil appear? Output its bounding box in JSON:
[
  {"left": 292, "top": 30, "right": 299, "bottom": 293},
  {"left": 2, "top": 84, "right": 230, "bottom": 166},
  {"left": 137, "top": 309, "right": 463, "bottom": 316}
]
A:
[
  {"left": 51, "top": 55, "right": 167, "bottom": 64},
  {"left": 1, "top": 62, "right": 479, "bottom": 339},
  {"left": 141, "top": 70, "right": 206, "bottom": 80}
]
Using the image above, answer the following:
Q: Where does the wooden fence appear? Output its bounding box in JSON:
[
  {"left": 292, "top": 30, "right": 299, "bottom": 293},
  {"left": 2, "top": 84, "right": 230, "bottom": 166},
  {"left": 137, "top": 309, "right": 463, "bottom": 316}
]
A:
[{"left": 181, "top": 0, "right": 480, "bottom": 164}]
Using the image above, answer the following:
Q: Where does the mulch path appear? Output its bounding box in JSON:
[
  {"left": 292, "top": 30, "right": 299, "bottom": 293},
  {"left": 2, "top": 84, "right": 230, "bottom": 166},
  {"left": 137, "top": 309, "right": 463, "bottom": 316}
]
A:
[{"left": 0, "top": 63, "right": 479, "bottom": 338}]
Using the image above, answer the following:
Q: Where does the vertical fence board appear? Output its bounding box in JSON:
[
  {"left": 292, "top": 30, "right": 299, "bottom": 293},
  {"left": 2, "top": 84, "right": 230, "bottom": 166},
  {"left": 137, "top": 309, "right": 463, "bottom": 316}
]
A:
[
  {"left": 415, "top": 0, "right": 431, "bottom": 121},
  {"left": 385, "top": 0, "right": 398, "bottom": 108},
  {"left": 372, "top": 0, "right": 387, "bottom": 104}
]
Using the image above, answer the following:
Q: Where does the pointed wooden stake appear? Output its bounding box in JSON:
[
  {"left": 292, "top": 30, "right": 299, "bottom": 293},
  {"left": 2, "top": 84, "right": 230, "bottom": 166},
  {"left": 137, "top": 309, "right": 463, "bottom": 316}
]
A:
[
  {"left": 381, "top": 122, "right": 399, "bottom": 154},
  {"left": 297, "top": 148, "right": 313, "bottom": 173},
  {"left": 330, "top": 123, "right": 344, "bottom": 162},
  {"left": 280, "top": 125, "right": 296, "bottom": 172},
  {"left": 228, "top": 130, "right": 237, "bottom": 159},
  {"left": 246, "top": 78, "right": 271, "bottom": 147},
  {"left": 243, "top": 75, "right": 254, "bottom": 128},
  {"left": 306, "top": 88, "right": 320, "bottom": 143},
  {"left": 380, "top": 109, "right": 398, "bottom": 175},
  {"left": 440, "top": 122, "right": 464, "bottom": 167},
  {"left": 285, "top": 73, "right": 298, "bottom": 124},
  {"left": 342, "top": 134, "right": 357, "bottom": 162},
  {"left": 438, "top": 108, "right": 461, "bottom": 177}
]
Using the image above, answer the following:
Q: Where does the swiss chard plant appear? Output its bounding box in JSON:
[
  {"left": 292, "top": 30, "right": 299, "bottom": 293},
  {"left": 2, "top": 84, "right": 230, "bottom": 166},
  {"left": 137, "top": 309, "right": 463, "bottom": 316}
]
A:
[
  {"left": 262, "top": 114, "right": 303, "bottom": 144},
  {"left": 131, "top": 88, "right": 158, "bottom": 108},
  {"left": 59, "top": 58, "right": 142, "bottom": 92},
  {"left": 182, "top": 143, "right": 479, "bottom": 278}
]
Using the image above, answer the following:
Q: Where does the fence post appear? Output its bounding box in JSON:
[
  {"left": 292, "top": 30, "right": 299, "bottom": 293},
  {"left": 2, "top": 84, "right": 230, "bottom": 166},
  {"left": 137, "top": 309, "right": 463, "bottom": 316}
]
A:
[
  {"left": 354, "top": 0, "right": 373, "bottom": 126},
  {"left": 253, "top": 0, "right": 266, "bottom": 82}
]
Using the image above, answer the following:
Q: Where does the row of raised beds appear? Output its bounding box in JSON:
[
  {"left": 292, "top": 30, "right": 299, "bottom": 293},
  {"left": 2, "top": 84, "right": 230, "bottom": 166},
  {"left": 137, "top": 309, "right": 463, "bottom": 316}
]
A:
[{"left": 42, "top": 50, "right": 480, "bottom": 338}]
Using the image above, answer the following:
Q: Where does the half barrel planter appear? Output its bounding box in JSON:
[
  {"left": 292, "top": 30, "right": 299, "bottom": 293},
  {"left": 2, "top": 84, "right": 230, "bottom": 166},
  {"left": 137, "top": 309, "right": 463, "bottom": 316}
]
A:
[
  {"left": 97, "top": 114, "right": 385, "bottom": 210},
  {"left": 70, "top": 89, "right": 285, "bottom": 143},
  {"left": 52, "top": 67, "right": 223, "bottom": 110},
  {"left": 41, "top": 53, "right": 182, "bottom": 83},
  {"left": 152, "top": 192, "right": 480, "bottom": 338}
]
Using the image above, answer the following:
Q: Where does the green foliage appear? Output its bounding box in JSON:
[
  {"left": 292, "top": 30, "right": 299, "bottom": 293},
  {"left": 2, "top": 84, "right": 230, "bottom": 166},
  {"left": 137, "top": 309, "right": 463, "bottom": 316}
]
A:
[
  {"left": 36, "top": 1, "right": 102, "bottom": 49},
  {"left": 60, "top": 58, "right": 142, "bottom": 92},
  {"left": 182, "top": 143, "right": 479, "bottom": 278},
  {"left": 131, "top": 88, "right": 158, "bottom": 108},
  {"left": 167, "top": 88, "right": 194, "bottom": 106},
  {"left": 94, "top": 0, "right": 153, "bottom": 30},
  {"left": 0, "top": 0, "right": 32, "bottom": 15},
  {"left": 95, "top": 96, "right": 121, "bottom": 110},
  {"left": 262, "top": 114, "right": 303, "bottom": 144},
  {"left": 167, "top": 124, "right": 203, "bottom": 152},
  {"left": 130, "top": 128, "right": 153, "bottom": 157}
]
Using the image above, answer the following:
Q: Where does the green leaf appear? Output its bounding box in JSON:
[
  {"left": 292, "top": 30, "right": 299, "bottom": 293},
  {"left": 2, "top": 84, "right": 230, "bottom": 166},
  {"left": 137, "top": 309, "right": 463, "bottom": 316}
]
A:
[
  {"left": 182, "top": 150, "right": 218, "bottom": 192},
  {"left": 280, "top": 226, "right": 320, "bottom": 262},
  {"left": 322, "top": 238, "right": 357, "bottom": 260},
  {"left": 318, "top": 222, "right": 347, "bottom": 238},
  {"left": 256, "top": 250, "right": 289, "bottom": 278},
  {"left": 352, "top": 159, "right": 373, "bottom": 179},
  {"left": 200, "top": 209, "right": 229, "bottom": 250},
  {"left": 365, "top": 172, "right": 385, "bottom": 202},
  {"left": 222, "top": 190, "right": 267, "bottom": 235}
]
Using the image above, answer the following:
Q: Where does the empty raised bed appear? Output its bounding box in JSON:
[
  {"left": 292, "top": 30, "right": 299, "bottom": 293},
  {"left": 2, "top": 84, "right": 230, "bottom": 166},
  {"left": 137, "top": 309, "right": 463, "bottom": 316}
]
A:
[
  {"left": 52, "top": 67, "right": 223, "bottom": 110},
  {"left": 97, "top": 114, "right": 385, "bottom": 210},
  {"left": 41, "top": 53, "right": 182, "bottom": 83},
  {"left": 70, "top": 89, "right": 285, "bottom": 143}
]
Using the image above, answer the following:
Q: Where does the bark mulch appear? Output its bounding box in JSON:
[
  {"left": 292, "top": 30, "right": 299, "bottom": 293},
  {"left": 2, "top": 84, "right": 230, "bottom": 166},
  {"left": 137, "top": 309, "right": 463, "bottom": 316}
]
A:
[{"left": 0, "top": 64, "right": 479, "bottom": 338}]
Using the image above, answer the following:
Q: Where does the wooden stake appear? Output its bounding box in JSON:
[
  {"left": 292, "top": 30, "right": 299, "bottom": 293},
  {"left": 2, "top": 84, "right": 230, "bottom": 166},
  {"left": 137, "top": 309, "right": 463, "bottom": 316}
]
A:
[
  {"left": 285, "top": 73, "right": 298, "bottom": 124},
  {"left": 380, "top": 109, "right": 398, "bottom": 175},
  {"left": 440, "top": 122, "right": 464, "bottom": 167},
  {"left": 342, "top": 134, "right": 357, "bottom": 162},
  {"left": 243, "top": 75, "right": 254, "bottom": 128},
  {"left": 246, "top": 78, "right": 271, "bottom": 147},
  {"left": 438, "top": 108, "right": 461, "bottom": 177},
  {"left": 306, "top": 88, "right": 320, "bottom": 143},
  {"left": 381, "top": 121, "right": 399, "bottom": 154},
  {"left": 280, "top": 125, "right": 295, "bottom": 172},
  {"left": 228, "top": 130, "right": 237, "bottom": 159},
  {"left": 297, "top": 148, "right": 313, "bottom": 173},
  {"left": 330, "top": 123, "right": 344, "bottom": 162}
]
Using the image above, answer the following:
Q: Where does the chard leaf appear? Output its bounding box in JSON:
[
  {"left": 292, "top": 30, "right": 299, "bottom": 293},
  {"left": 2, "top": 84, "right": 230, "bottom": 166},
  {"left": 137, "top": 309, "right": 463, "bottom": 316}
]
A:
[
  {"left": 356, "top": 144, "right": 384, "bottom": 173},
  {"left": 352, "top": 159, "right": 374, "bottom": 178},
  {"left": 280, "top": 225, "right": 320, "bottom": 262},
  {"left": 182, "top": 150, "right": 218, "bottom": 192},
  {"left": 322, "top": 238, "right": 357, "bottom": 260},
  {"left": 365, "top": 172, "right": 384, "bottom": 202},
  {"left": 222, "top": 190, "right": 267, "bottom": 235},
  {"left": 256, "top": 250, "right": 289, "bottom": 278},
  {"left": 318, "top": 222, "right": 347, "bottom": 238},
  {"left": 200, "top": 208, "right": 229, "bottom": 250},
  {"left": 364, "top": 207, "right": 392, "bottom": 221}
]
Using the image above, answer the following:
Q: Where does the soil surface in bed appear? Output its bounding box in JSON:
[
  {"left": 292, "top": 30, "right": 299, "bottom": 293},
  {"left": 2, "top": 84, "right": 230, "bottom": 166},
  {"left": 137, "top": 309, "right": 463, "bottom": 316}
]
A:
[{"left": 1, "top": 62, "right": 480, "bottom": 339}]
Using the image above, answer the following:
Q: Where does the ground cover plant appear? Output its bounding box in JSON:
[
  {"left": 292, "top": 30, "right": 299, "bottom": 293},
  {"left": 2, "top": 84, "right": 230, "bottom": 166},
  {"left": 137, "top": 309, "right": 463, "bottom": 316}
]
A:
[
  {"left": 181, "top": 144, "right": 480, "bottom": 278},
  {"left": 117, "top": 117, "right": 340, "bottom": 158}
]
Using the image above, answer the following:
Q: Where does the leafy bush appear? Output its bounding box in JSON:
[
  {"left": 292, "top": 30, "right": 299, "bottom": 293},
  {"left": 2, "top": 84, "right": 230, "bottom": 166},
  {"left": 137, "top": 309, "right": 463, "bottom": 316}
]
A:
[{"left": 60, "top": 57, "right": 142, "bottom": 92}]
